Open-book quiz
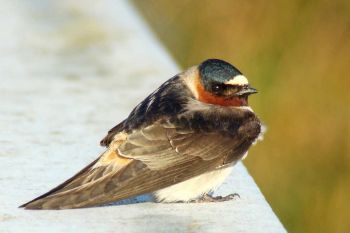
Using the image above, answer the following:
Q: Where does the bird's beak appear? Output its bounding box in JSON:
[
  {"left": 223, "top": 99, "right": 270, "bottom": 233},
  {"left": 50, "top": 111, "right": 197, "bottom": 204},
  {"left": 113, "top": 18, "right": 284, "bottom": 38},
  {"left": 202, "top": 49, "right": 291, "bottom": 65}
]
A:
[{"left": 234, "top": 85, "right": 258, "bottom": 96}]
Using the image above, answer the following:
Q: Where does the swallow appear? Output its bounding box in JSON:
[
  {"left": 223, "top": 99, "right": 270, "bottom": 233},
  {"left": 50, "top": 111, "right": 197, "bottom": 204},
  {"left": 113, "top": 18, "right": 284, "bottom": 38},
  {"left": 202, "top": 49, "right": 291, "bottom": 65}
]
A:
[{"left": 20, "top": 59, "right": 263, "bottom": 209}]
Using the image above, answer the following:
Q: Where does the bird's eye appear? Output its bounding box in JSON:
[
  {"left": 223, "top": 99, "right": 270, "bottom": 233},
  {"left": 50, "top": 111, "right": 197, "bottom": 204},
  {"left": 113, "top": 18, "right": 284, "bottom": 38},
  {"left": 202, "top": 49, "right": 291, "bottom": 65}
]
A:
[{"left": 212, "top": 84, "right": 222, "bottom": 92}]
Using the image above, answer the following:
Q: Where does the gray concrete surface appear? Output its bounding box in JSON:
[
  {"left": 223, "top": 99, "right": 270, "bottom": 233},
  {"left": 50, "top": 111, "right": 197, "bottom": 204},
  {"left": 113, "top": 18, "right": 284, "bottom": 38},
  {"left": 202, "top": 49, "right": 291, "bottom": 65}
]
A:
[{"left": 0, "top": 0, "right": 286, "bottom": 232}]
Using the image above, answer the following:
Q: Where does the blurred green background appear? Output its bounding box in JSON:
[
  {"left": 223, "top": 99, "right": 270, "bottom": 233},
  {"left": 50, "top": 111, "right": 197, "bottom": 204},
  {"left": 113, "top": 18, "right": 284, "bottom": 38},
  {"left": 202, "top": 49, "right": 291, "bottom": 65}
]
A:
[{"left": 132, "top": 1, "right": 350, "bottom": 232}]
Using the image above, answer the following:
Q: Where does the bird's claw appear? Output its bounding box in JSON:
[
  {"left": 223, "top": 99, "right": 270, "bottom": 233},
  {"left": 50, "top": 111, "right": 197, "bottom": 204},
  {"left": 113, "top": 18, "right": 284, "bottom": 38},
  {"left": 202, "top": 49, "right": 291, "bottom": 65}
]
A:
[{"left": 190, "top": 193, "right": 240, "bottom": 203}]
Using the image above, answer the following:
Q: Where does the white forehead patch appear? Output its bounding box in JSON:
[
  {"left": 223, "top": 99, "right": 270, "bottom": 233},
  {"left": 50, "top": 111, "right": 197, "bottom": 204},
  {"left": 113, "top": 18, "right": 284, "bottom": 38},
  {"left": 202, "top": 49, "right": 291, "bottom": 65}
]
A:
[{"left": 225, "top": 75, "right": 249, "bottom": 86}]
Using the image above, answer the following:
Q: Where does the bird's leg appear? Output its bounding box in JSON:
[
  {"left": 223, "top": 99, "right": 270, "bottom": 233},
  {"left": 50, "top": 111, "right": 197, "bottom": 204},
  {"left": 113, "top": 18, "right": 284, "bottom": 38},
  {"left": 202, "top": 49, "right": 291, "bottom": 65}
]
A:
[{"left": 191, "top": 193, "right": 240, "bottom": 203}]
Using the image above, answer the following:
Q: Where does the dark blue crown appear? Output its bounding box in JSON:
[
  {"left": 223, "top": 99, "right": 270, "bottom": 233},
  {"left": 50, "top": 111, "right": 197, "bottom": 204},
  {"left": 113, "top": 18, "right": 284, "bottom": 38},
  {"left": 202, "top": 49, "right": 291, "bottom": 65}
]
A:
[{"left": 199, "top": 59, "right": 242, "bottom": 86}]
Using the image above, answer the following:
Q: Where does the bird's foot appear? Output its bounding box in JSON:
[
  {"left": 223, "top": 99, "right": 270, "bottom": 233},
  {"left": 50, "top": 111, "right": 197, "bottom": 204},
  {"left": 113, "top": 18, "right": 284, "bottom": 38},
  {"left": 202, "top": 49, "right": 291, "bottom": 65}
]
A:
[{"left": 191, "top": 193, "right": 240, "bottom": 203}]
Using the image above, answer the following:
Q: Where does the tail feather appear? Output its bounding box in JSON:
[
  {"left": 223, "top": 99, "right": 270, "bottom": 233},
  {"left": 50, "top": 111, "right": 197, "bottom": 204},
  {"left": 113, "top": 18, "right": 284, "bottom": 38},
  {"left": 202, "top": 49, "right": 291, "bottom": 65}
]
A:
[
  {"left": 20, "top": 149, "right": 130, "bottom": 209},
  {"left": 21, "top": 160, "right": 148, "bottom": 209},
  {"left": 19, "top": 157, "right": 100, "bottom": 209}
]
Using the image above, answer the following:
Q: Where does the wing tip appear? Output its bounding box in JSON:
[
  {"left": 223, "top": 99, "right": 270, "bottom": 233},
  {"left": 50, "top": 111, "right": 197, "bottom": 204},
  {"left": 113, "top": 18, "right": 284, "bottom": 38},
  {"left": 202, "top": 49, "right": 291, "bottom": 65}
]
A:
[
  {"left": 19, "top": 196, "right": 73, "bottom": 210},
  {"left": 19, "top": 196, "right": 50, "bottom": 210},
  {"left": 19, "top": 201, "right": 43, "bottom": 210},
  {"left": 19, "top": 197, "right": 40, "bottom": 209},
  {"left": 19, "top": 157, "right": 102, "bottom": 210}
]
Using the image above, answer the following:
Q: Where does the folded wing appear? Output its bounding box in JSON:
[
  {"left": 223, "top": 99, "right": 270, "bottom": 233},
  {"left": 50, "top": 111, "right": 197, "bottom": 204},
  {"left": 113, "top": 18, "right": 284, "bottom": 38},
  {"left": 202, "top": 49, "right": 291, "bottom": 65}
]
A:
[{"left": 21, "top": 118, "right": 256, "bottom": 209}]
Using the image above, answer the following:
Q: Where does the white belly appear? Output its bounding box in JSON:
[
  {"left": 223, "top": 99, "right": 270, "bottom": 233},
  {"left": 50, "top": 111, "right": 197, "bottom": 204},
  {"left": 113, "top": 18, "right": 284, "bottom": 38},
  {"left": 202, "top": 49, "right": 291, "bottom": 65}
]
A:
[{"left": 154, "top": 165, "right": 234, "bottom": 202}]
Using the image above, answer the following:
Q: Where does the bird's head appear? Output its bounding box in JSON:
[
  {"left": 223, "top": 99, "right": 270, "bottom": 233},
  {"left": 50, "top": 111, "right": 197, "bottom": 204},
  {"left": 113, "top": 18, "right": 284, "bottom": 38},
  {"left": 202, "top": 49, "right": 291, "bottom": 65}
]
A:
[{"left": 189, "top": 59, "right": 257, "bottom": 107}]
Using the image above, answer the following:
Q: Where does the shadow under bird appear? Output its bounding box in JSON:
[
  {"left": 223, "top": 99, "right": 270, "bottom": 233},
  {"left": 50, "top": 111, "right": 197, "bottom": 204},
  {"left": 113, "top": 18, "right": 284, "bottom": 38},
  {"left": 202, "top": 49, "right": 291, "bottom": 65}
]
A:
[{"left": 20, "top": 59, "right": 263, "bottom": 209}]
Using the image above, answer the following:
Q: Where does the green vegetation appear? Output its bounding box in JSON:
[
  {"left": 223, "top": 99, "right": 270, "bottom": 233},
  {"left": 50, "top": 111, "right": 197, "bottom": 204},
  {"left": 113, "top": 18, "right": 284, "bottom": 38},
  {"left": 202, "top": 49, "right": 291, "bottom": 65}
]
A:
[{"left": 132, "top": 1, "right": 350, "bottom": 232}]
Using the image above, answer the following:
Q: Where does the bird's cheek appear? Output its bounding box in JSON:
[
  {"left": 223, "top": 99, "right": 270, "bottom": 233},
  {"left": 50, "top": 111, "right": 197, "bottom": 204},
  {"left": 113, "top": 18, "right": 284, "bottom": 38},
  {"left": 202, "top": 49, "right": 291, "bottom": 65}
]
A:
[{"left": 223, "top": 88, "right": 238, "bottom": 97}]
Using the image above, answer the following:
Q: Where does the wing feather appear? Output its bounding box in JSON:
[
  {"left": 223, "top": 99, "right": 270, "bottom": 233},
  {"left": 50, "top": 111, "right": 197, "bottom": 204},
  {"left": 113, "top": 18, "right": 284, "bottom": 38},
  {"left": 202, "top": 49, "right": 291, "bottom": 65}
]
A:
[
  {"left": 118, "top": 122, "right": 239, "bottom": 169},
  {"left": 21, "top": 149, "right": 132, "bottom": 209},
  {"left": 22, "top": 115, "right": 259, "bottom": 209}
]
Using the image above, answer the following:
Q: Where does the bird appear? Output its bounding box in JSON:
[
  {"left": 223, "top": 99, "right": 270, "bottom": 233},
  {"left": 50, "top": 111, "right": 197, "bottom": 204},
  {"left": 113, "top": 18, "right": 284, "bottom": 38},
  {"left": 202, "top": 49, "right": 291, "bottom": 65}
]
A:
[{"left": 20, "top": 58, "right": 263, "bottom": 209}]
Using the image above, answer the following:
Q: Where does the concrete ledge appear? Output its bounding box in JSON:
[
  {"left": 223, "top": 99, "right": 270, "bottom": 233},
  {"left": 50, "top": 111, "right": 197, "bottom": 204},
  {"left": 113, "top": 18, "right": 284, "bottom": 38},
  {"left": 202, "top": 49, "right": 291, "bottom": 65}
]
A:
[{"left": 0, "top": 0, "right": 286, "bottom": 232}]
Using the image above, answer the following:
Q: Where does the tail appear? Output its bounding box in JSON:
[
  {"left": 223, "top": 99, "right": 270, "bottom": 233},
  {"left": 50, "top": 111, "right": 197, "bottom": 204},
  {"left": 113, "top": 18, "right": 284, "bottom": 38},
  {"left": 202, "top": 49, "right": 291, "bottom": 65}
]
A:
[
  {"left": 19, "top": 149, "right": 140, "bottom": 210},
  {"left": 19, "top": 156, "right": 101, "bottom": 209}
]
